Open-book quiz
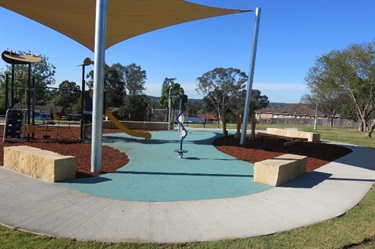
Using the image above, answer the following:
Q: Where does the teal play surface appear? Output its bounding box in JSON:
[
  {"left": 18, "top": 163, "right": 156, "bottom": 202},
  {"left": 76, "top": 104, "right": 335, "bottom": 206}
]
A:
[{"left": 59, "top": 129, "right": 272, "bottom": 202}]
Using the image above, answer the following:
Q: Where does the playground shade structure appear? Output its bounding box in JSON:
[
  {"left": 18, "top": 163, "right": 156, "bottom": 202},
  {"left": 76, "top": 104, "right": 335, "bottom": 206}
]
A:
[
  {"left": 1, "top": 50, "right": 41, "bottom": 64},
  {"left": 0, "top": 0, "right": 247, "bottom": 51}
]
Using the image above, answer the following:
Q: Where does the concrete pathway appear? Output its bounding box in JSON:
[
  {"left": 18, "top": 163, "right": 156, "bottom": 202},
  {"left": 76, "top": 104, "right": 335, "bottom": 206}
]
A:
[{"left": 0, "top": 138, "right": 374, "bottom": 243}]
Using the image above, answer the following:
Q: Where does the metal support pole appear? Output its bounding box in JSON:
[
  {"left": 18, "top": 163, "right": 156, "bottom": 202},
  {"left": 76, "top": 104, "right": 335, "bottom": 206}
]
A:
[
  {"left": 165, "top": 78, "right": 176, "bottom": 130},
  {"left": 5, "top": 74, "right": 8, "bottom": 110},
  {"left": 80, "top": 64, "right": 86, "bottom": 141},
  {"left": 91, "top": 0, "right": 107, "bottom": 173},
  {"left": 240, "top": 7, "right": 261, "bottom": 145},
  {"left": 32, "top": 77, "right": 35, "bottom": 139},
  {"left": 11, "top": 63, "right": 15, "bottom": 108},
  {"left": 314, "top": 101, "right": 318, "bottom": 130},
  {"left": 27, "top": 63, "right": 31, "bottom": 141},
  {"left": 168, "top": 87, "right": 172, "bottom": 130}
]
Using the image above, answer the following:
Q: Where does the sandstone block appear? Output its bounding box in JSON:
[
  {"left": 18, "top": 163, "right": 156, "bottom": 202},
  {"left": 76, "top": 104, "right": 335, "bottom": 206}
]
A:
[
  {"left": 254, "top": 153, "right": 307, "bottom": 186},
  {"left": 4, "top": 146, "right": 76, "bottom": 182}
]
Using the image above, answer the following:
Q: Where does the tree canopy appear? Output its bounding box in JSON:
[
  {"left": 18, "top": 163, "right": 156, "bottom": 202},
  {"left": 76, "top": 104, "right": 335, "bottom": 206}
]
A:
[
  {"left": 159, "top": 78, "right": 187, "bottom": 110},
  {"left": 49, "top": 80, "right": 81, "bottom": 115},
  {"left": 0, "top": 51, "right": 56, "bottom": 108},
  {"left": 124, "top": 63, "right": 146, "bottom": 96},
  {"left": 196, "top": 67, "right": 247, "bottom": 135},
  {"left": 305, "top": 41, "right": 375, "bottom": 136}
]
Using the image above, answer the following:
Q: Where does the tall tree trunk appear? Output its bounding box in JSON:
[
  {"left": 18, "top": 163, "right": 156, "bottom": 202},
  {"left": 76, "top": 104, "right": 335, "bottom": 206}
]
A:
[
  {"left": 235, "top": 114, "right": 241, "bottom": 139},
  {"left": 367, "top": 121, "right": 375, "bottom": 137},
  {"left": 329, "top": 116, "right": 334, "bottom": 127},
  {"left": 360, "top": 116, "right": 367, "bottom": 132},
  {"left": 222, "top": 112, "right": 227, "bottom": 136},
  {"left": 250, "top": 115, "right": 256, "bottom": 141}
]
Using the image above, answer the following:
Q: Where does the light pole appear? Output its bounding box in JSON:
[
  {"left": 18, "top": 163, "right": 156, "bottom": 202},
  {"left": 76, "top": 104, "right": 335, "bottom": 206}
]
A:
[
  {"left": 165, "top": 78, "right": 176, "bottom": 130},
  {"left": 314, "top": 100, "right": 318, "bottom": 130}
]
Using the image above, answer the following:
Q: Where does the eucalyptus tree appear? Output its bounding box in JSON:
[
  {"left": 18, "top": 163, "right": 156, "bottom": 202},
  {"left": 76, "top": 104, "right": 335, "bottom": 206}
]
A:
[
  {"left": 305, "top": 41, "right": 375, "bottom": 136},
  {"left": 87, "top": 63, "right": 126, "bottom": 108},
  {"left": 159, "top": 78, "right": 187, "bottom": 110},
  {"left": 196, "top": 67, "right": 247, "bottom": 136}
]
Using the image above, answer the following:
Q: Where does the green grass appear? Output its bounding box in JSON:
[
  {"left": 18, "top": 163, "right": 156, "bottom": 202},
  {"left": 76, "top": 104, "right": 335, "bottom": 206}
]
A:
[
  {"left": 189, "top": 123, "right": 375, "bottom": 148},
  {"left": 1, "top": 124, "right": 374, "bottom": 249}
]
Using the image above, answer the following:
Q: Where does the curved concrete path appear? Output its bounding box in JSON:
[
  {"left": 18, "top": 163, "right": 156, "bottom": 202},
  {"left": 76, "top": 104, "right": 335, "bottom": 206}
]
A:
[{"left": 0, "top": 139, "right": 374, "bottom": 243}]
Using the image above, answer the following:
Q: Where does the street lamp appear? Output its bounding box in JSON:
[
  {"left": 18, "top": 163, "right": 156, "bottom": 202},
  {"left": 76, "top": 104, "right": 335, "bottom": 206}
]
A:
[
  {"left": 165, "top": 77, "right": 176, "bottom": 130},
  {"left": 314, "top": 100, "right": 318, "bottom": 130}
]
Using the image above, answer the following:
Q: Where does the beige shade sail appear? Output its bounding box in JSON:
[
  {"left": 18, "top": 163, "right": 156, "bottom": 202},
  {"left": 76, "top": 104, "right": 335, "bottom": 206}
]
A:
[
  {"left": 0, "top": 0, "right": 247, "bottom": 51},
  {"left": 2, "top": 51, "right": 42, "bottom": 64}
]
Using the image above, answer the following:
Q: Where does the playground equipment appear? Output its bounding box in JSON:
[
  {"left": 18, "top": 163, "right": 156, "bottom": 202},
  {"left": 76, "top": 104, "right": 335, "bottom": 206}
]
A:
[
  {"left": 2, "top": 50, "right": 42, "bottom": 141},
  {"left": 105, "top": 109, "right": 151, "bottom": 140},
  {"left": 80, "top": 89, "right": 151, "bottom": 140},
  {"left": 80, "top": 58, "right": 151, "bottom": 141},
  {"left": 175, "top": 111, "right": 188, "bottom": 158},
  {"left": 3, "top": 109, "right": 26, "bottom": 142}
]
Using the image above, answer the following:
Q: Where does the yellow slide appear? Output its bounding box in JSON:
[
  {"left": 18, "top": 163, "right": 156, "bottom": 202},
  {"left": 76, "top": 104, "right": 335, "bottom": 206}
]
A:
[{"left": 105, "top": 109, "right": 152, "bottom": 140}]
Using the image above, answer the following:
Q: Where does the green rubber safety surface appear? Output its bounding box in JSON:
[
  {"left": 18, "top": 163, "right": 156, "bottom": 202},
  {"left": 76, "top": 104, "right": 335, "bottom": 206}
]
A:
[{"left": 59, "top": 130, "right": 272, "bottom": 202}]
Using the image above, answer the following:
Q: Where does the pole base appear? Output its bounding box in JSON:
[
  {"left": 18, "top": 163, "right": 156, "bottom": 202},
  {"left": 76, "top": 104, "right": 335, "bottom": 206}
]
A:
[{"left": 174, "top": 149, "right": 188, "bottom": 159}]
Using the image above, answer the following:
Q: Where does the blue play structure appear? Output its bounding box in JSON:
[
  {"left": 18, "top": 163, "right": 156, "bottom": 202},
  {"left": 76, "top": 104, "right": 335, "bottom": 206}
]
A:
[{"left": 175, "top": 111, "right": 188, "bottom": 158}]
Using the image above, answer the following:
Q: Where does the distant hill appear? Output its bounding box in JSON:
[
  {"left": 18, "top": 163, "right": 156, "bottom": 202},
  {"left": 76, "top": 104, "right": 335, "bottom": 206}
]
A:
[
  {"left": 268, "top": 102, "right": 290, "bottom": 107},
  {"left": 147, "top": 95, "right": 291, "bottom": 107},
  {"left": 147, "top": 95, "right": 204, "bottom": 104},
  {"left": 146, "top": 96, "right": 159, "bottom": 101}
]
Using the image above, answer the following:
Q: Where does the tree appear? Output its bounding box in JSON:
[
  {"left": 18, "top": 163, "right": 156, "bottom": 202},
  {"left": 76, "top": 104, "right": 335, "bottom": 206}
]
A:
[
  {"left": 1, "top": 51, "right": 56, "bottom": 107},
  {"left": 49, "top": 80, "right": 81, "bottom": 115},
  {"left": 159, "top": 78, "right": 187, "bottom": 110},
  {"left": 185, "top": 100, "right": 203, "bottom": 117},
  {"left": 300, "top": 87, "right": 349, "bottom": 127},
  {"left": 339, "top": 104, "right": 358, "bottom": 121},
  {"left": 120, "top": 95, "right": 150, "bottom": 121},
  {"left": 124, "top": 63, "right": 146, "bottom": 96},
  {"left": 196, "top": 67, "right": 247, "bottom": 136},
  {"left": 0, "top": 71, "right": 6, "bottom": 114},
  {"left": 87, "top": 63, "right": 126, "bottom": 108},
  {"left": 305, "top": 41, "right": 375, "bottom": 136},
  {"left": 87, "top": 62, "right": 149, "bottom": 120},
  {"left": 232, "top": 89, "right": 269, "bottom": 140},
  {"left": 123, "top": 63, "right": 148, "bottom": 119}
]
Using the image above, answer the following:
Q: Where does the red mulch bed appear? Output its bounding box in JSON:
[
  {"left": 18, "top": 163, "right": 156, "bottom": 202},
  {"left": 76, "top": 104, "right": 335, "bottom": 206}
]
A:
[
  {"left": 0, "top": 125, "right": 128, "bottom": 178},
  {"left": 213, "top": 135, "right": 352, "bottom": 172},
  {"left": 0, "top": 125, "right": 352, "bottom": 178}
]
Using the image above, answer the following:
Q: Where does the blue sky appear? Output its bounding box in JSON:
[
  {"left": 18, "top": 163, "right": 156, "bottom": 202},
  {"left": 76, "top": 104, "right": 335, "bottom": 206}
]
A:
[{"left": 0, "top": 0, "right": 374, "bottom": 103}]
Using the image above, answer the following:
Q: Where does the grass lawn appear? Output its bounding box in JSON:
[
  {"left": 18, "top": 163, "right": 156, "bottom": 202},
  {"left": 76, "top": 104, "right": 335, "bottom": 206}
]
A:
[
  {"left": 195, "top": 123, "right": 375, "bottom": 149},
  {"left": 1, "top": 124, "right": 374, "bottom": 249}
]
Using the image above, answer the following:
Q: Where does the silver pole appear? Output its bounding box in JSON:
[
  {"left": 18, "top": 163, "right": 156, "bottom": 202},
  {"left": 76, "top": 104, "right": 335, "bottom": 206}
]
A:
[
  {"left": 240, "top": 7, "right": 261, "bottom": 145},
  {"left": 314, "top": 101, "right": 318, "bottom": 130},
  {"left": 165, "top": 78, "right": 176, "bottom": 130},
  {"left": 91, "top": 0, "right": 107, "bottom": 173},
  {"left": 168, "top": 87, "right": 172, "bottom": 130}
]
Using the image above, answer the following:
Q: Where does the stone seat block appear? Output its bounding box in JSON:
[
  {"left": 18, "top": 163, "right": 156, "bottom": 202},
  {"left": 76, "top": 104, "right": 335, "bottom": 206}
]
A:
[
  {"left": 254, "top": 153, "right": 307, "bottom": 186},
  {"left": 265, "top": 128, "right": 320, "bottom": 142},
  {"left": 4, "top": 145, "right": 76, "bottom": 182}
]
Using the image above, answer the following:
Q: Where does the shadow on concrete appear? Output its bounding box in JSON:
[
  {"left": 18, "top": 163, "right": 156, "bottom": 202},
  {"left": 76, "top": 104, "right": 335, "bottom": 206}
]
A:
[
  {"left": 333, "top": 145, "right": 375, "bottom": 170},
  {"left": 65, "top": 176, "right": 112, "bottom": 184},
  {"left": 183, "top": 156, "right": 239, "bottom": 161},
  {"left": 281, "top": 171, "right": 332, "bottom": 189},
  {"left": 327, "top": 177, "right": 375, "bottom": 182}
]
